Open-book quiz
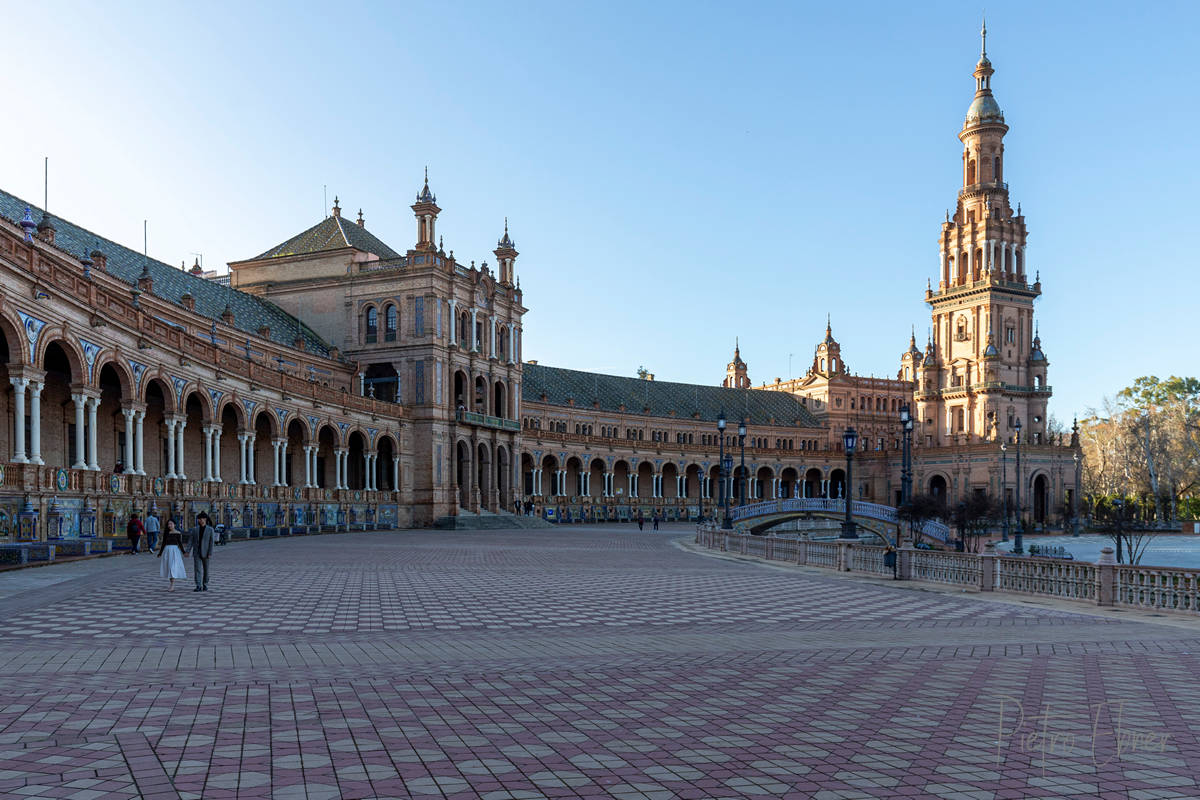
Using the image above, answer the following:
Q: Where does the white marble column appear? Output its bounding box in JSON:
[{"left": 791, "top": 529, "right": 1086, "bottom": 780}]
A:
[
  {"left": 28, "top": 380, "right": 43, "bottom": 465},
  {"left": 279, "top": 440, "right": 289, "bottom": 487},
  {"left": 302, "top": 445, "right": 312, "bottom": 488},
  {"left": 470, "top": 308, "right": 479, "bottom": 351},
  {"left": 237, "top": 433, "right": 248, "bottom": 484},
  {"left": 202, "top": 426, "right": 215, "bottom": 482},
  {"left": 272, "top": 440, "right": 282, "bottom": 486},
  {"left": 212, "top": 429, "right": 223, "bottom": 482},
  {"left": 247, "top": 434, "right": 256, "bottom": 484},
  {"left": 362, "top": 451, "right": 371, "bottom": 491},
  {"left": 447, "top": 299, "right": 457, "bottom": 345},
  {"left": 84, "top": 397, "right": 99, "bottom": 471},
  {"left": 134, "top": 411, "right": 146, "bottom": 475},
  {"left": 121, "top": 408, "right": 135, "bottom": 472},
  {"left": 175, "top": 419, "right": 187, "bottom": 480},
  {"left": 392, "top": 455, "right": 400, "bottom": 490},
  {"left": 71, "top": 393, "right": 87, "bottom": 469},
  {"left": 164, "top": 418, "right": 178, "bottom": 478},
  {"left": 9, "top": 378, "right": 27, "bottom": 463}
]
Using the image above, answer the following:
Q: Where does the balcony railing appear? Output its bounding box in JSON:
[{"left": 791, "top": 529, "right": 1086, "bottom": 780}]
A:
[{"left": 458, "top": 410, "right": 521, "bottom": 432}]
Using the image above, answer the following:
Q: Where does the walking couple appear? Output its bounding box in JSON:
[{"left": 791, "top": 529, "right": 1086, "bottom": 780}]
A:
[{"left": 156, "top": 511, "right": 216, "bottom": 593}]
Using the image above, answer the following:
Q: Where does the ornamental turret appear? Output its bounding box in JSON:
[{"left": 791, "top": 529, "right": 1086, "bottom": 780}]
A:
[
  {"left": 494, "top": 218, "right": 518, "bottom": 286},
  {"left": 412, "top": 168, "right": 440, "bottom": 252}
]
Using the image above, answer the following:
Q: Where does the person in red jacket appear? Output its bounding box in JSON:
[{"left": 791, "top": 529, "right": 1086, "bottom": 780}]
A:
[{"left": 126, "top": 512, "right": 146, "bottom": 554}]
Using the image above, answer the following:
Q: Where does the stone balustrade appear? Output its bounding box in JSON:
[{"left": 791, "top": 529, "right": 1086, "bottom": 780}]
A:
[{"left": 694, "top": 524, "right": 1200, "bottom": 616}]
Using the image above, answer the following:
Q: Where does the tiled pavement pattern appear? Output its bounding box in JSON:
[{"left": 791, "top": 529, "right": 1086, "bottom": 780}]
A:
[{"left": 0, "top": 528, "right": 1198, "bottom": 799}]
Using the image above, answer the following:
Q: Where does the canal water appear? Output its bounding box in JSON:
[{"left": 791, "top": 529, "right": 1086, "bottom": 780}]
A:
[{"left": 994, "top": 534, "right": 1200, "bottom": 569}]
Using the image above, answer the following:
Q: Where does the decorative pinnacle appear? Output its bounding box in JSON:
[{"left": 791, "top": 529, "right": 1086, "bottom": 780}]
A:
[{"left": 981, "top": 15, "right": 987, "bottom": 58}]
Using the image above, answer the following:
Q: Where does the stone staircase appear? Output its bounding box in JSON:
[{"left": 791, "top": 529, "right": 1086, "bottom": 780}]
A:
[{"left": 434, "top": 509, "right": 555, "bottom": 531}]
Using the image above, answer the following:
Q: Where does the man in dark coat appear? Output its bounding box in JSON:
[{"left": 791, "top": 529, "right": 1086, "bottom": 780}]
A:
[{"left": 191, "top": 512, "right": 215, "bottom": 592}]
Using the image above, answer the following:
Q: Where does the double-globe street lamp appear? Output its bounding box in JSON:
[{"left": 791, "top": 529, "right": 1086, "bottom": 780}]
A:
[
  {"left": 839, "top": 426, "right": 859, "bottom": 540},
  {"left": 1072, "top": 450, "right": 1081, "bottom": 537},
  {"left": 1000, "top": 441, "right": 1009, "bottom": 542},
  {"left": 718, "top": 412, "right": 731, "bottom": 529},
  {"left": 899, "top": 403, "right": 914, "bottom": 506},
  {"left": 1013, "top": 418, "right": 1024, "bottom": 555},
  {"left": 738, "top": 418, "right": 747, "bottom": 508}
]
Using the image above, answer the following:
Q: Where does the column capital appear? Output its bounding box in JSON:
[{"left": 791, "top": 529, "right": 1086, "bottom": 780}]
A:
[{"left": 8, "top": 367, "right": 45, "bottom": 383}]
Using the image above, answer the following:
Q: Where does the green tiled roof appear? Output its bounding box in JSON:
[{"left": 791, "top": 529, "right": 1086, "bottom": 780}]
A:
[
  {"left": 254, "top": 214, "right": 401, "bottom": 260},
  {"left": 522, "top": 364, "right": 822, "bottom": 428},
  {"left": 0, "top": 188, "right": 331, "bottom": 356}
]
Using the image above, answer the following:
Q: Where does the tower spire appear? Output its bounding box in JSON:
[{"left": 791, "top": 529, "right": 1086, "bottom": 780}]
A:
[{"left": 981, "top": 15, "right": 987, "bottom": 58}]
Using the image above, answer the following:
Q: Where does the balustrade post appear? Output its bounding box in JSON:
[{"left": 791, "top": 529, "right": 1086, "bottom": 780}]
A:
[
  {"left": 838, "top": 541, "right": 852, "bottom": 572},
  {"left": 980, "top": 543, "right": 996, "bottom": 592},
  {"left": 898, "top": 545, "right": 913, "bottom": 581},
  {"left": 1097, "top": 546, "right": 1116, "bottom": 606},
  {"left": 796, "top": 535, "right": 807, "bottom": 565}
]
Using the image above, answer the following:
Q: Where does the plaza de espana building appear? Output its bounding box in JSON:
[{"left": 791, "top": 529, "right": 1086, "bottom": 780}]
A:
[{"left": 0, "top": 39, "right": 1078, "bottom": 540}]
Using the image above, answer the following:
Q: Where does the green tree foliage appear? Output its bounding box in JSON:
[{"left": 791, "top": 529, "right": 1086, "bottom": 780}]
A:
[{"left": 1080, "top": 376, "right": 1200, "bottom": 525}]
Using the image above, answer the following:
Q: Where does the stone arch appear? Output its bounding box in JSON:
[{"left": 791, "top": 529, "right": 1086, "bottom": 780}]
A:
[
  {"left": 803, "top": 467, "right": 823, "bottom": 498},
  {"left": 0, "top": 310, "right": 27, "bottom": 365},
  {"left": 91, "top": 354, "right": 135, "bottom": 397},
  {"left": 521, "top": 450, "right": 536, "bottom": 498},
  {"left": 495, "top": 444, "right": 511, "bottom": 510},
  {"left": 587, "top": 457, "right": 605, "bottom": 498},
  {"left": 829, "top": 468, "right": 847, "bottom": 500},
  {"left": 928, "top": 473, "right": 950, "bottom": 506},
  {"left": 35, "top": 334, "right": 86, "bottom": 381},
  {"left": 477, "top": 440, "right": 493, "bottom": 510},
  {"left": 142, "top": 373, "right": 177, "bottom": 416},
  {"left": 493, "top": 380, "right": 506, "bottom": 418},
  {"left": 1029, "top": 470, "right": 1051, "bottom": 524},
  {"left": 636, "top": 461, "right": 653, "bottom": 500},
  {"left": 315, "top": 423, "right": 339, "bottom": 488},
  {"left": 781, "top": 466, "right": 799, "bottom": 498},
  {"left": 613, "top": 459, "right": 631, "bottom": 498},
  {"left": 456, "top": 439, "right": 473, "bottom": 508},
  {"left": 347, "top": 429, "right": 368, "bottom": 490},
  {"left": 755, "top": 465, "right": 774, "bottom": 500},
  {"left": 662, "top": 461, "right": 680, "bottom": 498},
  {"left": 565, "top": 455, "right": 583, "bottom": 498}
]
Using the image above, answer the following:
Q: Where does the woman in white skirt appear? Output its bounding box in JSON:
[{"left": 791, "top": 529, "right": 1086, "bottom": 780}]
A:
[{"left": 156, "top": 518, "right": 187, "bottom": 591}]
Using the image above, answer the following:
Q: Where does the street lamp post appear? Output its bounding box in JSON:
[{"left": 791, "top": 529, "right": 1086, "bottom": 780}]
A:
[
  {"left": 1013, "top": 418, "right": 1024, "bottom": 555},
  {"left": 1072, "top": 451, "right": 1081, "bottom": 537},
  {"left": 738, "top": 418, "right": 747, "bottom": 508},
  {"left": 1000, "top": 442, "right": 1009, "bottom": 542},
  {"left": 839, "top": 427, "right": 859, "bottom": 539},
  {"left": 899, "top": 403, "right": 914, "bottom": 505},
  {"left": 718, "top": 412, "right": 731, "bottom": 529},
  {"left": 697, "top": 466, "right": 705, "bottom": 524}
]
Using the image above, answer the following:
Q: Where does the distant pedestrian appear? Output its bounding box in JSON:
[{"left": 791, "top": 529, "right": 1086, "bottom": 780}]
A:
[
  {"left": 126, "top": 512, "right": 145, "bottom": 554},
  {"left": 652, "top": 513, "right": 660, "bottom": 531},
  {"left": 637, "top": 511, "right": 644, "bottom": 531},
  {"left": 157, "top": 518, "right": 187, "bottom": 591},
  {"left": 191, "top": 512, "right": 215, "bottom": 592},
  {"left": 144, "top": 511, "right": 161, "bottom": 553}
]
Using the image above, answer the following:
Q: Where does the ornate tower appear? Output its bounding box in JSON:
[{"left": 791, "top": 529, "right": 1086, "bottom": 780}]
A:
[
  {"left": 494, "top": 219, "right": 518, "bottom": 286},
  {"left": 412, "top": 168, "right": 440, "bottom": 251},
  {"left": 916, "top": 25, "right": 1051, "bottom": 447},
  {"left": 812, "top": 318, "right": 844, "bottom": 377},
  {"left": 723, "top": 340, "right": 749, "bottom": 388}
]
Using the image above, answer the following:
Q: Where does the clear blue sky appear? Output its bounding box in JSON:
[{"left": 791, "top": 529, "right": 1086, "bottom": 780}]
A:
[{"left": 2, "top": 1, "right": 1195, "bottom": 424}]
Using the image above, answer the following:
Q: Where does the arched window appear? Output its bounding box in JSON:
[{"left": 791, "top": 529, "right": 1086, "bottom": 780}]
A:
[
  {"left": 994, "top": 155, "right": 1002, "bottom": 181},
  {"left": 967, "top": 159, "right": 977, "bottom": 184},
  {"left": 364, "top": 307, "right": 378, "bottom": 343},
  {"left": 384, "top": 304, "right": 397, "bottom": 342}
]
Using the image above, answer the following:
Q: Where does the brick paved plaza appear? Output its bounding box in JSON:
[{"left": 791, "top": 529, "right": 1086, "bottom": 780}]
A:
[{"left": 1, "top": 527, "right": 1199, "bottom": 799}]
